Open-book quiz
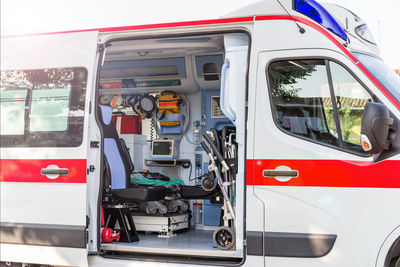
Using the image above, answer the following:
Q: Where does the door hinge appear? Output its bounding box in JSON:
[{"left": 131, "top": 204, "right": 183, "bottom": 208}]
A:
[
  {"left": 243, "top": 239, "right": 247, "bottom": 246},
  {"left": 86, "top": 216, "right": 90, "bottom": 244},
  {"left": 91, "top": 141, "right": 99, "bottom": 148},
  {"left": 86, "top": 215, "right": 91, "bottom": 227}
]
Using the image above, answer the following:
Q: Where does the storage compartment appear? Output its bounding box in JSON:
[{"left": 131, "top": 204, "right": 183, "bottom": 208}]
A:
[
  {"left": 203, "top": 200, "right": 222, "bottom": 226},
  {"left": 133, "top": 212, "right": 189, "bottom": 236},
  {"left": 97, "top": 33, "right": 248, "bottom": 260}
]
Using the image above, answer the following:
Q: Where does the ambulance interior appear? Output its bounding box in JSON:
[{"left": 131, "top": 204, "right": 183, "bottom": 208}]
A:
[{"left": 97, "top": 33, "right": 248, "bottom": 260}]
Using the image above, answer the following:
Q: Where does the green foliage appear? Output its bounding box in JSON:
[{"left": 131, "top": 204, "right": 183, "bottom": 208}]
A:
[
  {"left": 338, "top": 108, "right": 363, "bottom": 144},
  {"left": 269, "top": 64, "right": 316, "bottom": 103}
]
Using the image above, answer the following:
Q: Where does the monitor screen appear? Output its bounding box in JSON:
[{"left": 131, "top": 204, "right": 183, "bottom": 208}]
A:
[{"left": 152, "top": 140, "right": 173, "bottom": 156}]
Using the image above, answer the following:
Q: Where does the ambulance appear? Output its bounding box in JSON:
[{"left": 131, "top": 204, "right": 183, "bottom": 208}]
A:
[{"left": 1, "top": 0, "right": 400, "bottom": 266}]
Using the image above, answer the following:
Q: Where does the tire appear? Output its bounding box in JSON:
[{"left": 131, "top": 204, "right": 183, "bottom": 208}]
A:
[
  {"left": 201, "top": 176, "right": 216, "bottom": 192},
  {"left": 390, "top": 257, "right": 400, "bottom": 267},
  {"left": 213, "top": 226, "right": 235, "bottom": 250}
]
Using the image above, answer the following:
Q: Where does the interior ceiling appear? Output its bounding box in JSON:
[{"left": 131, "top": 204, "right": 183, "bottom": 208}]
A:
[{"left": 105, "top": 35, "right": 224, "bottom": 61}]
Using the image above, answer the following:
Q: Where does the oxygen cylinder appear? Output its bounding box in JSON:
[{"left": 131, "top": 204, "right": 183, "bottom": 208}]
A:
[{"left": 101, "top": 227, "right": 120, "bottom": 243}]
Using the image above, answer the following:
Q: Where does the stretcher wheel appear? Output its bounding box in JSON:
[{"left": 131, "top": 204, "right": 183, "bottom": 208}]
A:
[
  {"left": 180, "top": 201, "right": 189, "bottom": 211},
  {"left": 213, "top": 226, "right": 235, "bottom": 250},
  {"left": 202, "top": 174, "right": 216, "bottom": 191},
  {"left": 146, "top": 203, "right": 168, "bottom": 214}
]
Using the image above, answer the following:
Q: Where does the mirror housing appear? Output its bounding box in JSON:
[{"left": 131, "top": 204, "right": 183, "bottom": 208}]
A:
[{"left": 361, "top": 102, "right": 394, "bottom": 154}]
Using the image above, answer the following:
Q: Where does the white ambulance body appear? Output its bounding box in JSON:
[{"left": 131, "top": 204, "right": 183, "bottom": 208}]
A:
[{"left": 1, "top": 0, "right": 400, "bottom": 267}]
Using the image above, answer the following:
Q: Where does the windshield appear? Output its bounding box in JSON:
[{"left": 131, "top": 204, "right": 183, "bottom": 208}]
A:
[{"left": 353, "top": 52, "right": 400, "bottom": 104}]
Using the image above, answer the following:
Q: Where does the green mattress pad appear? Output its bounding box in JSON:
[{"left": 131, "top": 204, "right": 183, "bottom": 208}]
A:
[{"left": 131, "top": 173, "right": 185, "bottom": 186}]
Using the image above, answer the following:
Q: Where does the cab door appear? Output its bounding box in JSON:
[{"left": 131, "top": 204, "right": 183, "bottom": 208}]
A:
[
  {"left": 251, "top": 49, "right": 400, "bottom": 267},
  {"left": 0, "top": 31, "right": 98, "bottom": 266}
]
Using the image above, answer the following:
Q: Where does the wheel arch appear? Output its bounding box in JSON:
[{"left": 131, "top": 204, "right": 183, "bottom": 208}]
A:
[{"left": 377, "top": 225, "right": 400, "bottom": 267}]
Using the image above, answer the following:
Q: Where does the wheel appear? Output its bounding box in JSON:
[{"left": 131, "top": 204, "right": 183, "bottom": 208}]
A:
[
  {"left": 167, "top": 201, "right": 179, "bottom": 213},
  {"left": 390, "top": 256, "right": 400, "bottom": 267},
  {"left": 145, "top": 204, "right": 157, "bottom": 214},
  {"left": 158, "top": 205, "right": 168, "bottom": 214},
  {"left": 213, "top": 226, "right": 235, "bottom": 250},
  {"left": 180, "top": 201, "right": 189, "bottom": 211},
  {"left": 202, "top": 174, "right": 216, "bottom": 191}
]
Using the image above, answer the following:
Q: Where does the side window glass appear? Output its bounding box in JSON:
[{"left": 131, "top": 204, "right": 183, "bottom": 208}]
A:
[
  {"left": 268, "top": 60, "right": 339, "bottom": 147},
  {"left": 0, "top": 68, "right": 87, "bottom": 147},
  {"left": 30, "top": 88, "right": 71, "bottom": 132},
  {"left": 329, "top": 61, "right": 373, "bottom": 153},
  {"left": 0, "top": 89, "right": 28, "bottom": 135}
]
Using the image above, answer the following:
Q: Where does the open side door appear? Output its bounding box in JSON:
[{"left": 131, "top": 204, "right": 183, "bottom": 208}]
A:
[{"left": 0, "top": 31, "right": 98, "bottom": 266}]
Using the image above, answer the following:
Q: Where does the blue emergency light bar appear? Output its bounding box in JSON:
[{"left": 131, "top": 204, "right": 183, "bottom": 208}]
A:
[{"left": 294, "top": 0, "right": 348, "bottom": 41}]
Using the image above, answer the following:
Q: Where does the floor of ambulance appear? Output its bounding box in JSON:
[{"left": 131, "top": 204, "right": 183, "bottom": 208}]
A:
[{"left": 101, "top": 229, "right": 241, "bottom": 258}]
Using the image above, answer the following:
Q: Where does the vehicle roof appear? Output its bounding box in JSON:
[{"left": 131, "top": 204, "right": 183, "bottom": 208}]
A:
[
  {"left": 222, "top": 0, "right": 289, "bottom": 18},
  {"left": 2, "top": 0, "right": 292, "bottom": 39},
  {"left": 0, "top": 0, "right": 378, "bottom": 59}
]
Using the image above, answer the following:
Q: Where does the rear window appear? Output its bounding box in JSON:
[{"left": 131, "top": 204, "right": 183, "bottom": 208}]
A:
[{"left": 0, "top": 68, "right": 87, "bottom": 147}]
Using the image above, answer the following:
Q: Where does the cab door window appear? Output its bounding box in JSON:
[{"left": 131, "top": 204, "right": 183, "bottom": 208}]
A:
[
  {"left": 268, "top": 59, "right": 373, "bottom": 155},
  {"left": 268, "top": 60, "right": 339, "bottom": 147},
  {"left": 329, "top": 61, "right": 373, "bottom": 153}
]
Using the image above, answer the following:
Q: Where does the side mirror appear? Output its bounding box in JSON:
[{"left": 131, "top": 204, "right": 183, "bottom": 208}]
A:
[{"left": 361, "top": 102, "right": 394, "bottom": 154}]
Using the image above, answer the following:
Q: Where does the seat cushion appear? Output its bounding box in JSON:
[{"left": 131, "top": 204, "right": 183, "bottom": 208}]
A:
[
  {"left": 111, "top": 185, "right": 167, "bottom": 202},
  {"left": 180, "top": 185, "right": 218, "bottom": 199}
]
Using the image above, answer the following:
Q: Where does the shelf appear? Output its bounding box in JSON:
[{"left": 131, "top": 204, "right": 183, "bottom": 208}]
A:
[{"left": 99, "top": 87, "right": 181, "bottom": 95}]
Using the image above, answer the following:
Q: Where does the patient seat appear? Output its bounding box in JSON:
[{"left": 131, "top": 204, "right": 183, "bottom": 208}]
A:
[
  {"left": 99, "top": 105, "right": 220, "bottom": 202},
  {"left": 99, "top": 105, "right": 167, "bottom": 202}
]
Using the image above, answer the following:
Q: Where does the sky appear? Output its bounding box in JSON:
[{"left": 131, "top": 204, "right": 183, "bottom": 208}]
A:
[{"left": 1, "top": 0, "right": 399, "bottom": 68}]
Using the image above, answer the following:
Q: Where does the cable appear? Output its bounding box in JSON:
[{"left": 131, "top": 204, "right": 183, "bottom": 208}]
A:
[
  {"left": 189, "top": 172, "right": 208, "bottom": 182},
  {"left": 276, "top": 0, "right": 305, "bottom": 34},
  {"left": 178, "top": 162, "right": 192, "bottom": 182},
  {"left": 150, "top": 116, "right": 155, "bottom": 144},
  {"left": 187, "top": 162, "right": 192, "bottom": 182}
]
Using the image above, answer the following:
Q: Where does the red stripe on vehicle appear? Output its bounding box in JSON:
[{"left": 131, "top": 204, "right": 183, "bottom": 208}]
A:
[
  {"left": 0, "top": 159, "right": 87, "bottom": 183},
  {"left": 1, "top": 17, "right": 255, "bottom": 39},
  {"left": 246, "top": 159, "right": 400, "bottom": 188}
]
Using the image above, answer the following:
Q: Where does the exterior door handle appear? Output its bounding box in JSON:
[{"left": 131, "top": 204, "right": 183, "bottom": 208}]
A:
[
  {"left": 41, "top": 165, "right": 69, "bottom": 179},
  {"left": 263, "top": 166, "right": 299, "bottom": 182}
]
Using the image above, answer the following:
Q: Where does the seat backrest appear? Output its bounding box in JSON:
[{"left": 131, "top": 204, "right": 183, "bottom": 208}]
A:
[
  {"left": 120, "top": 138, "right": 134, "bottom": 173},
  {"left": 98, "top": 105, "right": 131, "bottom": 190}
]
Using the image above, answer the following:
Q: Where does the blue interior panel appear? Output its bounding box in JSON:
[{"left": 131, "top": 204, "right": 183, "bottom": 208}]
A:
[
  {"left": 201, "top": 89, "right": 233, "bottom": 133},
  {"left": 195, "top": 55, "right": 223, "bottom": 75}
]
